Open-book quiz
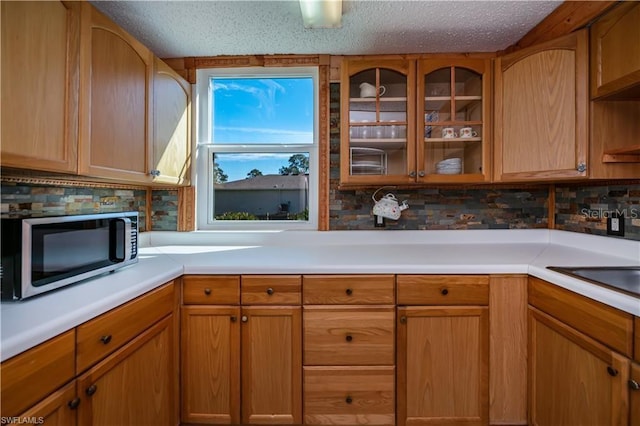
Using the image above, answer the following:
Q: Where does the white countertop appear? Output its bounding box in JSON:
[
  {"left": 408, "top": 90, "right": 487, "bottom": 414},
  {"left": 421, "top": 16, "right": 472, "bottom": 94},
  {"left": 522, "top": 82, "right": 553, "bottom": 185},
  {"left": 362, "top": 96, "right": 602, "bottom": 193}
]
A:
[{"left": 2, "top": 229, "right": 638, "bottom": 362}]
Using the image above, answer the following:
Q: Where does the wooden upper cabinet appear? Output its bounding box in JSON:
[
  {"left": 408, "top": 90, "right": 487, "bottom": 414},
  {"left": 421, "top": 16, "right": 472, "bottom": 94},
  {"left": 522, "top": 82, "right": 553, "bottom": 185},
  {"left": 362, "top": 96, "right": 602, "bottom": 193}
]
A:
[
  {"left": 416, "top": 58, "right": 492, "bottom": 183},
  {"left": 0, "top": 1, "right": 80, "bottom": 173},
  {"left": 78, "top": 3, "right": 153, "bottom": 183},
  {"left": 494, "top": 30, "right": 589, "bottom": 181},
  {"left": 591, "top": 2, "right": 640, "bottom": 99},
  {"left": 340, "top": 59, "right": 416, "bottom": 186},
  {"left": 153, "top": 57, "right": 192, "bottom": 185}
]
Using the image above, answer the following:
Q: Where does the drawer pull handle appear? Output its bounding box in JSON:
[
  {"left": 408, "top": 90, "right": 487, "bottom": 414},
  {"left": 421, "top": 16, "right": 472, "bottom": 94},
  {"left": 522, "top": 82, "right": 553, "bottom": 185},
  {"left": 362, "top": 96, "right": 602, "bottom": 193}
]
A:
[
  {"left": 100, "top": 335, "right": 112, "bottom": 345},
  {"left": 441, "top": 288, "right": 449, "bottom": 296},
  {"left": 204, "top": 288, "right": 212, "bottom": 295},
  {"left": 629, "top": 380, "right": 640, "bottom": 391},
  {"left": 242, "top": 315, "right": 248, "bottom": 323},
  {"left": 230, "top": 315, "right": 238, "bottom": 322},
  {"left": 400, "top": 316, "right": 407, "bottom": 324},
  {"left": 607, "top": 366, "right": 618, "bottom": 377},
  {"left": 345, "top": 335, "right": 353, "bottom": 342},
  {"left": 345, "top": 396, "right": 353, "bottom": 404},
  {"left": 266, "top": 287, "right": 274, "bottom": 295},
  {"left": 68, "top": 398, "right": 81, "bottom": 410},
  {"left": 345, "top": 288, "right": 353, "bottom": 296},
  {"left": 86, "top": 384, "right": 97, "bottom": 396}
]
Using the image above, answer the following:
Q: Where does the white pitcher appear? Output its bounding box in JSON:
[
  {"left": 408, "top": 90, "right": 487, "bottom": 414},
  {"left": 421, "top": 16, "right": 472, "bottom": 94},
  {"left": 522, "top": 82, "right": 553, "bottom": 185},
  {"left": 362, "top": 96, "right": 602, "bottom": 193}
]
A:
[{"left": 359, "top": 82, "right": 386, "bottom": 98}]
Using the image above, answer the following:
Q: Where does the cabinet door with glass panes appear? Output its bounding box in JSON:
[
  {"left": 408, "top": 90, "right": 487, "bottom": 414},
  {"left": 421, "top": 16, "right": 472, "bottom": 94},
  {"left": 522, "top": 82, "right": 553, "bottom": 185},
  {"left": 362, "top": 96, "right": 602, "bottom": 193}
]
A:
[
  {"left": 340, "top": 59, "right": 416, "bottom": 185},
  {"left": 417, "top": 59, "right": 491, "bottom": 183}
]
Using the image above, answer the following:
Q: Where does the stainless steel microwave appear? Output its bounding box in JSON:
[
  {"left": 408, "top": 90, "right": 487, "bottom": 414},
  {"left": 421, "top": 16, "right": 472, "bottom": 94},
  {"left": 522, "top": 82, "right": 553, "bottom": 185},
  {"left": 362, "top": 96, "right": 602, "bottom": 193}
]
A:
[{"left": 1, "top": 211, "right": 139, "bottom": 300}]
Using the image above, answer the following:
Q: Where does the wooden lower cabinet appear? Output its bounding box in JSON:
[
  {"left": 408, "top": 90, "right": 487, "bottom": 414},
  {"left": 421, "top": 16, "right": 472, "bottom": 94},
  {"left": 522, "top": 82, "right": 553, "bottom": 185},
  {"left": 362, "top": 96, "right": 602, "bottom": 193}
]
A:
[
  {"left": 529, "top": 307, "right": 630, "bottom": 426},
  {"left": 8, "top": 381, "right": 78, "bottom": 426},
  {"left": 631, "top": 363, "right": 640, "bottom": 425},
  {"left": 397, "top": 306, "right": 489, "bottom": 426},
  {"left": 77, "top": 315, "right": 175, "bottom": 426}
]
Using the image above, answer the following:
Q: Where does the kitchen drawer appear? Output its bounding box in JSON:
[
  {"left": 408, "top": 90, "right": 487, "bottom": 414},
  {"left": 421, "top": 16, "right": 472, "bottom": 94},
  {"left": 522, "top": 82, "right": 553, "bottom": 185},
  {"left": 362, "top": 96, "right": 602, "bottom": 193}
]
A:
[
  {"left": 0, "top": 330, "right": 75, "bottom": 418},
  {"left": 304, "top": 366, "right": 395, "bottom": 425},
  {"left": 529, "top": 276, "right": 634, "bottom": 357},
  {"left": 397, "top": 275, "right": 489, "bottom": 305},
  {"left": 76, "top": 281, "right": 174, "bottom": 373},
  {"left": 303, "top": 275, "right": 395, "bottom": 305},
  {"left": 241, "top": 275, "right": 301, "bottom": 305},
  {"left": 304, "top": 306, "right": 394, "bottom": 365},
  {"left": 183, "top": 275, "right": 240, "bottom": 305}
]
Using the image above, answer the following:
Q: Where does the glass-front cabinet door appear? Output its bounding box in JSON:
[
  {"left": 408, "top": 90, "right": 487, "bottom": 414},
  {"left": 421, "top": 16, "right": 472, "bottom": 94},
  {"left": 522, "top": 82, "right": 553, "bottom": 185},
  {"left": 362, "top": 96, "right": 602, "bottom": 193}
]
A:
[
  {"left": 417, "top": 59, "right": 491, "bottom": 182},
  {"left": 340, "top": 59, "right": 416, "bottom": 185}
]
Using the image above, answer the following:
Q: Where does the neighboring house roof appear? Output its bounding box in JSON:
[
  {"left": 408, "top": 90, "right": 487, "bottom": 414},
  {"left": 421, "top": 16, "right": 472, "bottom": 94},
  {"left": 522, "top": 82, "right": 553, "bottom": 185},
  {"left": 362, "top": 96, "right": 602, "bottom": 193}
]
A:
[{"left": 215, "top": 174, "right": 308, "bottom": 190}]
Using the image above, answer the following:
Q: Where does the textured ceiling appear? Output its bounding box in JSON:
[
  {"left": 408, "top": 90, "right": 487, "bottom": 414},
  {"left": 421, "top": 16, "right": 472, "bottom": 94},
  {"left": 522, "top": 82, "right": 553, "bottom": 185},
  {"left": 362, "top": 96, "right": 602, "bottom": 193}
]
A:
[{"left": 90, "top": 0, "right": 562, "bottom": 58}]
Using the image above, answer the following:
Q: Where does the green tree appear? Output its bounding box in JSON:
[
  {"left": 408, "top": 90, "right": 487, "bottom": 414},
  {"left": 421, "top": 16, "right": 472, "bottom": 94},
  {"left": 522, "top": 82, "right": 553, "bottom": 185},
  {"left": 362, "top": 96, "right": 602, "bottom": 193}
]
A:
[
  {"left": 279, "top": 154, "right": 309, "bottom": 175},
  {"left": 246, "top": 168, "right": 263, "bottom": 178},
  {"left": 212, "top": 155, "right": 228, "bottom": 183}
]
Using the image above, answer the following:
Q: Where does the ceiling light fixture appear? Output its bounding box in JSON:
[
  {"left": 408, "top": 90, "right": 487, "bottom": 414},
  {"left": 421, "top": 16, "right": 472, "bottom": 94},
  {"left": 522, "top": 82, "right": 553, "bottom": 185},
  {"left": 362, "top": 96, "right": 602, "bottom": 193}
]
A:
[{"left": 299, "top": 0, "right": 342, "bottom": 29}]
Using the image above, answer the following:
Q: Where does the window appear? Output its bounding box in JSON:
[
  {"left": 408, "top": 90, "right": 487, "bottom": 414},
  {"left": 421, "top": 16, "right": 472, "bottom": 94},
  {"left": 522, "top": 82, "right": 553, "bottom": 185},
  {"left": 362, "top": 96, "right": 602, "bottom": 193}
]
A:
[{"left": 195, "top": 67, "right": 319, "bottom": 230}]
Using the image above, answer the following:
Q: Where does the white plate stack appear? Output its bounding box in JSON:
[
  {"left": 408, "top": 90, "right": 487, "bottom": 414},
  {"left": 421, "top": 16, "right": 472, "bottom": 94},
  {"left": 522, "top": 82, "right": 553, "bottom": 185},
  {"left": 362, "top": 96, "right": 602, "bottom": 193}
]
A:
[{"left": 436, "top": 157, "right": 462, "bottom": 174}]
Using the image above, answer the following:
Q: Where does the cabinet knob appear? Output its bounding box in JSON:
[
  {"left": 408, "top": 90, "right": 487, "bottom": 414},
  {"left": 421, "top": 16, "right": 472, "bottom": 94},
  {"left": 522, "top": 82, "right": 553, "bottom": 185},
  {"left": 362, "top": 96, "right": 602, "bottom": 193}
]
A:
[
  {"left": 68, "top": 398, "right": 81, "bottom": 410},
  {"left": 86, "top": 384, "right": 97, "bottom": 396},
  {"left": 576, "top": 162, "right": 587, "bottom": 173},
  {"left": 242, "top": 315, "right": 248, "bottom": 322},
  {"left": 607, "top": 366, "right": 618, "bottom": 377},
  {"left": 400, "top": 316, "right": 407, "bottom": 324},
  {"left": 100, "top": 335, "right": 112, "bottom": 345},
  {"left": 345, "top": 335, "right": 353, "bottom": 342},
  {"left": 230, "top": 315, "right": 237, "bottom": 322},
  {"left": 266, "top": 287, "right": 274, "bottom": 295},
  {"left": 409, "top": 171, "right": 416, "bottom": 178},
  {"left": 345, "top": 288, "right": 353, "bottom": 296},
  {"left": 629, "top": 380, "right": 640, "bottom": 391},
  {"left": 418, "top": 171, "right": 425, "bottom": 177},
  {"left": 150, "top": 169, "right": 161, "bottom": 177},
  {"left": 441, "top": 288, "right": 449, "bottom": 296},
  {"left": 345, "top": 396, "right": 353, "bottom": 404},
  {"left": 204, "top": 288, "right": 211, "bottom": 295}
]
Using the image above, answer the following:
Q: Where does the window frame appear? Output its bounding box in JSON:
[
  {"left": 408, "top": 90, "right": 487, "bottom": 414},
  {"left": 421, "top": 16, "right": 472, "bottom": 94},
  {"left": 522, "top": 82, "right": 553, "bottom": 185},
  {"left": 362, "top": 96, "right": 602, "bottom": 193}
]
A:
[{"left": 195, "top": 66, "right": 319, "bottom": 230}]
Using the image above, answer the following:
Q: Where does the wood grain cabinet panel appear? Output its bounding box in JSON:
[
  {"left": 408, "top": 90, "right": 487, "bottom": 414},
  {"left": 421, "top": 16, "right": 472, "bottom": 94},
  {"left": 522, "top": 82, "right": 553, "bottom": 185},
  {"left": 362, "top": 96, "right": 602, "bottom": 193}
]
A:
[
  {"left": 397, "top": 306, "right": 489, "bottom": 426},
  {"left": 1, "top": 1, "right": 80, "bottom": 173},
  {"left": 303, "top": 275, "right": 395, "bottom": 305},
  {"left": 635, "top": 316, "right": 640, "bottom": 363},
  {"left": 242, "top": 275, "right": 302, "bottom": 305},
  {"left": 529, "top": 307, "right": 629, "bottom": 426},
  {"left": 78, "top": 2, "right": 153, "bottom": 183},
  {"left": 494, "top": 29, "right": 589, "bottom": 181},
  {"left": 397, "top": 274, "right": 489, "bottom": 305},
  {"left": 0, "top": 330, "right": 75, "bottom": 418},
  {"left": 77, "top": 315, "right": 175, "bottom": 426},
  {"left": 304, "top": 306, "right": 395, "bottom": 366},
  {"left": 152, "top": 56, "right": 192, "bottom": 185},
  {"left": 183, "top": 275, "right": 240, "bottom": 305},
  {"left": 631, "top": 362, "right": 640, "bottom": 426},
  {"left": 304, "top": 366, "right": 395, "bottom": 425},
  {"left": 8, "top": 381, "right": 77, "bottom": 426}
]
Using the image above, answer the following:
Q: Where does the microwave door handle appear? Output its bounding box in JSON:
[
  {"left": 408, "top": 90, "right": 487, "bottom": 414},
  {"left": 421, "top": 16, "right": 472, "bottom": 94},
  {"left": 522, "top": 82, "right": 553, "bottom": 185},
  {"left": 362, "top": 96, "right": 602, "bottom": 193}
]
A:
[{"left": 110, "top": 218, "right": 132, "bottom": 263}]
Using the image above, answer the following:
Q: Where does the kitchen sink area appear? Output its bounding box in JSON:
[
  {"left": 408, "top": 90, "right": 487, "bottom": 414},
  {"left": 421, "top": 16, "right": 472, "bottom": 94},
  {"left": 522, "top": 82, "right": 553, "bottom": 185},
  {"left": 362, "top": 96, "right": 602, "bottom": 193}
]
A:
[{"left": 547, "top": 266, "right": 640, "bottom": 298}]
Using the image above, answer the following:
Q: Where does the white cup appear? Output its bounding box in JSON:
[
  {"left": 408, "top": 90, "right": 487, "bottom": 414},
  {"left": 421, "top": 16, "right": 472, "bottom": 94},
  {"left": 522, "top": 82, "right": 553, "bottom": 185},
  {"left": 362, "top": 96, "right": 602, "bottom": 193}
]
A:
[
  {"left": 359, "top": 82, "right": 386, "bottom": 98},
  {"left": 460, "top": 127, "right": 478, "bottom": 138},
  {"left": 442, "top": 127, "right": 457, "bottom": 139}
]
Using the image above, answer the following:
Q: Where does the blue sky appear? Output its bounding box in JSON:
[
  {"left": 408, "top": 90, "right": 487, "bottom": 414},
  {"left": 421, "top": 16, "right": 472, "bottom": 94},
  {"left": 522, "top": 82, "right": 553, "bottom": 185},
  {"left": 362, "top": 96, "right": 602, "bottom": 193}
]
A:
[{"left": 211, "top": 76, "right": 313, "bottom": 181}]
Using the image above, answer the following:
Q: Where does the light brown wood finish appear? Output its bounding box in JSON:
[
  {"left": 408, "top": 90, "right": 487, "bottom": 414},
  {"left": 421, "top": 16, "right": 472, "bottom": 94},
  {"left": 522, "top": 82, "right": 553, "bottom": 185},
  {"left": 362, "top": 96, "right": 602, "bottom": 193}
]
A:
[
  {"left": 182, "top": 275, "right": 240, "bottom": 305},
  {"left": 489, "top": 275, "right": 527, "bottom": 425},
  {"left": 241, "top": 275, "right": 302, "bottom": 305},
  {"left": 78, "top": 3, "right": 153, "bottom": 183},
  {"left": 75, "top": 282, "right": 174, "bottom": 373},
  {"left": 528, "top": 276, "right": 634, "bottom": 357},
  {"left": 590, "top": 2, "right": 640, "bottom": 99},
  {"left": 153, "top": 56, "right": 192, "bottom": 185},
  {"left": 304, "top": 306, "right": 395, "bottom": 366},
  {"left": 9, "top": 381, "right": 77, "bottom": 426},
  {"left": 181, "top": 306, "right": 241, "bottom": 424},
  {"left": 1, "top": 1, "right": 80, "bottom": 173},
  {"left": 303, "top": 275, "right": 395, "bottom": 304},
  {"left": 528, "top": 307, "right": 629, "bottom": 426},
  {"left": 590, "top": 101, "right": 640, "bottom": 178},
  {"left": 0, "top": 330, "right": 75, "bottom": 418},
  {"left": 635, "top": 317, "right": 640, "bottom": 363},
  {"left": 77, "top": 315, "right": 175, "bottom": 426},
  {"left": 304, "top": 366, "right": 395, "bottom": 425},
  {"left": 494, "top": 30, "right": 589, "bottom": 181},
  {"left": 397, "top": 306, "right": 489, "bottom": 426},
  {"left": 397, "top": 275, "right": 489, "bottom": 305},
  {"left": 318, "top": 63, "right": 331, "bottom": 231},
  {"left": 241, "top": 306, "right": 302, "bottom": 424},
  {"left": 631, "top": 362, "right": 640, "bottom": 426}
]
